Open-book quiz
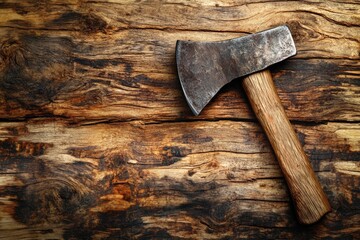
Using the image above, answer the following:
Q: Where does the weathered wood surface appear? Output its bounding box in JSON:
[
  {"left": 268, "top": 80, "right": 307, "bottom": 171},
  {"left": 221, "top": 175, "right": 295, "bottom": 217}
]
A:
[
  {"left": 0, "top": 120, "right": 359, "bottom": 239},
  {"left": 0, "top": 0, "right": 359, "bottom": 121},
  {"left": 0, "top": 0, "right": 359, "bottom": 239}
]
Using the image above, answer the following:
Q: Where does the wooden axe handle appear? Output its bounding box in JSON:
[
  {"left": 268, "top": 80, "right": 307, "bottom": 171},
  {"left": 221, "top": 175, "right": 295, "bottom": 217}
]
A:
[{"left": 242, "top": 70, "right": 331, "bottom": 224}]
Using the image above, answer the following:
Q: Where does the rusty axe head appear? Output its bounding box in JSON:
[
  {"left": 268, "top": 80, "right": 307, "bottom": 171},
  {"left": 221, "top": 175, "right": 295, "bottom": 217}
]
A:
[{"left": 176, "top": 25, "right": 296, "bottom": 115}]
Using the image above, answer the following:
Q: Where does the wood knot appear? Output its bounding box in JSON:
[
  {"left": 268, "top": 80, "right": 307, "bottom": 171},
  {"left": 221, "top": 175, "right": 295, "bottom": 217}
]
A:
[
  {"left": 0, "top": 39, "right": 25, "bottom": 71},
  {"left": 15, "top": 178, "right": 91, "bottom": 224},
  {"left": 286, "top": 21, "right": 323, "bottom": 42},
  {"left": 0, "top": 34, "right": 77, "bottom": 111},
  {"left": 80, "top": 13, "right": 108, "bottom": 34},
  {"left": 162, "top": 146, "right": 187, "bottom": 166}
]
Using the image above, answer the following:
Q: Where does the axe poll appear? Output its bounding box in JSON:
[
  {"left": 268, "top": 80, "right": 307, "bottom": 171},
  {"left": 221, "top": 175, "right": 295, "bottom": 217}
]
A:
[{"left": 175, "top": 26, "right": 330, "bottom": 224}]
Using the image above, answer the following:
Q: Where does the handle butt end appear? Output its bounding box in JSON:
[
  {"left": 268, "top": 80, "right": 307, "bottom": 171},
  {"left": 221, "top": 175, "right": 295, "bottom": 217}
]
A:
[{"left": 296, "top": 192, "right": 331, "bottom": 225}]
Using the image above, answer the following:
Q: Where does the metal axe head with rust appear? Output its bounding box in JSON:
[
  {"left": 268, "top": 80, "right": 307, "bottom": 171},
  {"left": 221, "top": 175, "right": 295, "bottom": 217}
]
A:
[
  {"left": 175, "top": 25, "right": 331, "bottom": 224},
  {"left": 176, "top": 25, "right": 296, "bottom": 115}
]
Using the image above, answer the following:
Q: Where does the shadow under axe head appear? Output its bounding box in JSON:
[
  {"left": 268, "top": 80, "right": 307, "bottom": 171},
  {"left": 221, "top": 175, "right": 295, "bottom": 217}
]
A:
[{"left": 175, "top": 25, "right": 297, "bottom": 115}]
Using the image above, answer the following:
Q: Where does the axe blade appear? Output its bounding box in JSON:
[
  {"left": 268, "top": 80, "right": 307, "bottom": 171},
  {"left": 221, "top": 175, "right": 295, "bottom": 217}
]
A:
[{"left": 176, "top": 25, "right": 296, "bottom": 115}]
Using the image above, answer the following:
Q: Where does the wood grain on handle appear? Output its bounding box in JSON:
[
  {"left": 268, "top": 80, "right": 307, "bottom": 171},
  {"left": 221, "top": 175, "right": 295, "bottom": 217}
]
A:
[{"left": 242, "top": 70, "right": 331, "bottom": 224}]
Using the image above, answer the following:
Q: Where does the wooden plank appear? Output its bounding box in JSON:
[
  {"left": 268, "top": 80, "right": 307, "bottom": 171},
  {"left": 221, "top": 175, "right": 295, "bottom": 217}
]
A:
[
  {"left": 0, "top": 0, "right": 359, "bottom": 121},
  {"left": 0, "top": 120, "right": 359, "bottom": 239},
  {"left": 1, "top": 1, "right": 359, "bottom": 55},
  {"left": 1, "top": 0, "right": 358, "bottom": 60}
]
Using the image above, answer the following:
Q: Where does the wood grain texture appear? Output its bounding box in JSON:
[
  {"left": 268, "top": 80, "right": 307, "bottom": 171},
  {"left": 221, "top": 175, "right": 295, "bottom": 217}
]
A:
[
  {"left": 0, "top": 0, "right": 359, "bottom": 239},
  {"left": 0, "top": 120, "right": 359, "bottom": 239},
  {"left": 0, "top": 0, "right": 359, "bottom": 121},
  {"left": 243, "top": 70, "right": 331, "bottom": 224}
]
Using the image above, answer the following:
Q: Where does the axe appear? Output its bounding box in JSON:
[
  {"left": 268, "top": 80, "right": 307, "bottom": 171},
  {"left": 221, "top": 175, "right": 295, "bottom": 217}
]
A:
[{"left": 175, "top": 26, "right": 331, "bottom": 224}]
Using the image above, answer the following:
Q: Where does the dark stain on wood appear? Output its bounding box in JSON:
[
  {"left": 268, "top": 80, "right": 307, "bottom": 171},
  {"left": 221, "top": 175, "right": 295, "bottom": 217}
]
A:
[
  {"left": 273, "top": 59, "right": 360, "bottom": 90},
  {"left": 174, "top": 132, "right": 214, "bottom": 144},
  {"left": 50, "top": 11, "right": 108, "bottom": 34},
  {"left": 13, "top": 178, "right": 95, "bottom": 225},
  {"left": 162, "top": 146, "right": 191, "bottom": 166},
  {"left": 0, "top": 155, "right": 46, "bottom": 174},
  {"left": 0, "top": 138, "right": 51, "bottom": 157},
  {"left": 270, "top": 59, "right": 360, "bottom": 121},
  {"left": 8, "top": 19, "right": 33, "bottom": 28},
  {"left": 73, "top": 57, "right": 123, "bottom": 69},
  {"left": 0, "top": 34, "right": 79, "bottom": 113},
  {"left": 80, "top": 13, "right": 108, "bottom": 34},
  {"left": 67, "top": 146, "right": 98, "bottom": 158},
  {"left": 3, "top": 125, "right": 29, "bottom": 136},
  {"left": 316, "top": 148, "right": 357, "bottom": 161}
]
